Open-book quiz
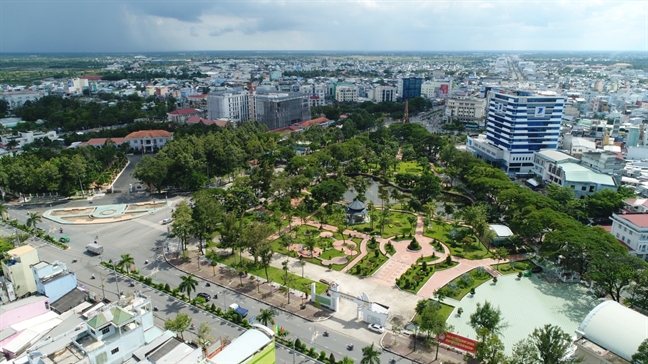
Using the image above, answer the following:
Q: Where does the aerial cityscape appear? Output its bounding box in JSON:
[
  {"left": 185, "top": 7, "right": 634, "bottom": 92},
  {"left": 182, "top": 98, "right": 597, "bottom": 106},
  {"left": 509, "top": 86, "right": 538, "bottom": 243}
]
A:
[{"left": 0, "top": 1, "right": 647, "bottom": 364}]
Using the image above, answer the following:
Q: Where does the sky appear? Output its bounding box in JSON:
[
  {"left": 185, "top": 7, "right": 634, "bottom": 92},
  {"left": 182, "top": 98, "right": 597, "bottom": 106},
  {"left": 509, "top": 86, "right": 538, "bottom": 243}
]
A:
[{"left": 1, "top": 0, "right": 647, "bottom": 53}]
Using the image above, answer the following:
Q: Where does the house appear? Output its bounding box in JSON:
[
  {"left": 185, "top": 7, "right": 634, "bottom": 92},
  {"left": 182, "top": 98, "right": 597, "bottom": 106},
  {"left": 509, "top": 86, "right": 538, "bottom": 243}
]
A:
[
  {"left": 167, "top": 108, "right": 201, "bottom": 123},
  {"left": 79, "top": 137, "right": 126, "bottom": 148},
  {"left": 207, "top": 325, "right": 275, "bottom": 364},
  {"left": 1, "top": 245, "right": 40, "bottom": 298},
  {"left": 623, "top": 198, "right": 648, "bottom": 213},
  {"left": 31, "top": 261, "right": 77, "bottom": 303},
  {"left": 488, "top": 224, "right": 514, "bottom": 246},
  {"left": 610, "top": 213, "right": 648, "bottom": 260},
  {"left": 124, "top": 130, "right": 173, "bottom": 152},
  {"left": 297, "top": 117, "right": 330, "bottom": 128},
  {"left": 185, "top": 115, "right": 229, "bottom": 127},
  {"left": 0, "top": 131, "right": 58, "bottom": 149}
]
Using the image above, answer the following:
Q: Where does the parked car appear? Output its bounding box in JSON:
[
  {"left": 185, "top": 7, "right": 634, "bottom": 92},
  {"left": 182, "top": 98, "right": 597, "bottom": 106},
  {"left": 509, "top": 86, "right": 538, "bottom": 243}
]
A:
[
  {"left": 368, "top": 324, "right": 385, "bottom": 333},
  {"left": 197, "top": 292, "right": 211, "bottom": 302}
]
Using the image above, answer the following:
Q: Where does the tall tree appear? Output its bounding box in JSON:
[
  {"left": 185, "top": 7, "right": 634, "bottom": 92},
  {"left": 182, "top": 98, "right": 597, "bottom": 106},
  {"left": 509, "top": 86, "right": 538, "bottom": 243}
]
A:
[
  {"left": 171, "top": 201, "right": 193, "bottom": 251},
  {"left": 258, "top": 243, "right": 275, "bottom": 283},
  {"left": 469, "top": 301, "right": 506, "bottom": 338},
  {"left": 26, "top": 212, "right": 42, "bottom": 231},
  {"left": 118, "top": 254, "right": 135, "bottom": 274},
  {"left": 585, "top": 252, "right": 646, "bottom": 302},
  {"left": 178, "top": 274, "right": 198, "bottom": 300},
  {"left": 191, "top": 191, "right": 223, "bottom": 255},
  {"left": 132, "top": 155, "right": 169, "bottom": 194},
  {"left": 529, "top": 324, "right": 582, "bottom": 364},
  {"left": 360, "top": 343, "right": 381, "bottom": 364},
  {"left": 197, "top": 322, "right": 214, "bottom": 353},
  {"left": 164, "top": 313, "right": 191, "bottom": 340},
  {"left": 475, "top": 328, "right": 506, "bottom": 364},
  {"left": 257, "top": 308, "right": 276, "bottom": 327},
  {"left": 633, "top": 338, "right": 648, "bottom": 364}
]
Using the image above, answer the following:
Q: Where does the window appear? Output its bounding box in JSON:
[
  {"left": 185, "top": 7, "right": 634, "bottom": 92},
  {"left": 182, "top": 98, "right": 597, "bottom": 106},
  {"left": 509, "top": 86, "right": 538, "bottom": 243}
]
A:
[
  {"left": 101, "top": 327, "right": 110, "bottom": 335},
  {"left": 581, "top": 186, "right": 586, "bottom": 191},
  {"left": 111, "top": 348, "right": 119, "bottom": 355}
]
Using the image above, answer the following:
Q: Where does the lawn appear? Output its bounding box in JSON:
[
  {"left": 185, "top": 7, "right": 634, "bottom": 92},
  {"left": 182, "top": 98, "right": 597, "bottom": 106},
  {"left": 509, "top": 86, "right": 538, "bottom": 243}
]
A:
[
  {"left": 349, "top": 248, "right": 388, "bottom": 277},
  {"left": 353, "top": 211, "right": 418, "bottom": 238},
  {"left": 396, "top": 161, "right": 424, "bottom": 175},
  {"left": 440, "top": 267, "right": 492, "bottom": 300},
  {"left": 423, "top": 223, "right": 492, "bottom": 259},
  {"left": 214, "top": 254, "right": 328, "bottom": 294},
  {"left": 396, "top": 258, "right": 458, "bottom": 294},
  {"left": 491, "top": 260, "right": 536, "bottom": 275},
  {"left": 413, "top": 302, "right": 455, "bottom": 323}
]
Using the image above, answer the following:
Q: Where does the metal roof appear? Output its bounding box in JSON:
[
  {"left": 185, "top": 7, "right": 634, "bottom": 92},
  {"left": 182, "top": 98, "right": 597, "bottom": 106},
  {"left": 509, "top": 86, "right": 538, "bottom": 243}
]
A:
[
  {"left": 560, "top": 163, "right": 616, "bottom": 185},
  {"left": 212, "top": 329, "right": 271, "bottom": 364}
]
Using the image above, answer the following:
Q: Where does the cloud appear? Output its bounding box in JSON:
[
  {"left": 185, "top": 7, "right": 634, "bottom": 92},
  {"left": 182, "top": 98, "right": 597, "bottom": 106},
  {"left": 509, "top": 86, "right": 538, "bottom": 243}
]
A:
[{"left": 0, "top": 0, "right": 645, "bottom": 52}]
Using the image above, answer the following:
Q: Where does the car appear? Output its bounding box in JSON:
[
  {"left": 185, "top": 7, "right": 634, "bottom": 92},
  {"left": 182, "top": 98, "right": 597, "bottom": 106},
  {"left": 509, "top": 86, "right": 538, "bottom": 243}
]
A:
[
  {"left": 368, "top": 324, "right": 384, "bottom": 333},
  {"left": 161, "top": 218, "right": 174, "bottom": 225},
  {"left": 36, "top": 227, "right": 45, "bottom": 233},
  {"left": 59, "top": 236, "right": 70, "bottom": 243},
  {"left": 197, "top": 292, "right": 211, "bottom": 302}
]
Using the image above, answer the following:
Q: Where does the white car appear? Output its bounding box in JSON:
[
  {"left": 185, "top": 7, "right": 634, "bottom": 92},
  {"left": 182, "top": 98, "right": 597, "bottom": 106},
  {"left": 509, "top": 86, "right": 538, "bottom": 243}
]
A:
[
  {"left": 161, "top": 218, "right": 174, "bottom": 225},
  {"left": 368, "top": 324, "right": 385, "bottom": 333}
]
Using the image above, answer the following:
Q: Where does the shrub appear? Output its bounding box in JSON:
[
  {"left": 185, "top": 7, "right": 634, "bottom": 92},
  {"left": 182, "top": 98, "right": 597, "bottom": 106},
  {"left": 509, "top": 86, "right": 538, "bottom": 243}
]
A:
[
  {"left": 470, "top": 287, "right": 476, "bottom": 295},
  {"left": 408, "top": 238, "right": 422, "bottom": 251},
  {"left": 475, "top": 267, "right": 488, "bottom": 277},
  {"left": 329, "top": 353, "right": 336, "bottom": 364},
  {"left": 445, "top": 255, "right": 452, "bottom": 265},
  {"left": 422, "top": 261, "right": 427, "bottom": 272},
  {"left": 459, "top": 273, "right": 474, "bottom": 287},
  {"left": 164, "top": 283, "right": 171, "bottom": 292},
  {"left": 319, "top": 351, "right": 327, "bottom": 361},
  {"left": 308, "top": 347, "right": 317, "bottom": 358}
]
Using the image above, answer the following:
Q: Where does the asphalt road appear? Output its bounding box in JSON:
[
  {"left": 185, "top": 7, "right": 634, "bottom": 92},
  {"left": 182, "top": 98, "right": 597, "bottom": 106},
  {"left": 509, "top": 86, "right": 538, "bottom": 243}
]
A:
[{"left": 1, "top": 205, "right": 399, "bottom": 364}]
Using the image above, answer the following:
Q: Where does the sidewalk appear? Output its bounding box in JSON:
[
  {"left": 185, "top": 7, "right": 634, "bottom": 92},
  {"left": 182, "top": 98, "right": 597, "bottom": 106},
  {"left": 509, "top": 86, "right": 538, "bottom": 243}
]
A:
[
  {"left": 381, "top": 332, "right": 465, "bottom": 364},
  {"left": 166, "top": 251, "right": 332, "bottom": 322}
]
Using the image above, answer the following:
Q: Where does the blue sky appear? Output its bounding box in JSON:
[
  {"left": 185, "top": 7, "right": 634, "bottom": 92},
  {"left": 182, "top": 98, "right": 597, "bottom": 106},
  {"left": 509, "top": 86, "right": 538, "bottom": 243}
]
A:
[{"left": 0, "top": 0, "right": 646, "bottom": 52}]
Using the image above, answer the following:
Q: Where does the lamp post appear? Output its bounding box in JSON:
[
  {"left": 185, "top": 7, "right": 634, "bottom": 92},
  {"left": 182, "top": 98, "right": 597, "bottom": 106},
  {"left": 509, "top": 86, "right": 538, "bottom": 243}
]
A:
[
  {"left": 100, "top": 274, "right": 106, "bottom": 301},
  {"left": 112, "top": 260, "right": 121, "bottom": 299}
]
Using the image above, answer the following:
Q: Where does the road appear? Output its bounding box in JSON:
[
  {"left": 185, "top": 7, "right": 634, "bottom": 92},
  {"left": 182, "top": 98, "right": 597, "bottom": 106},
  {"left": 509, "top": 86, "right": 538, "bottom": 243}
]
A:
[{"left": 1, "top": 208, "right": 399, "bottom": 364}]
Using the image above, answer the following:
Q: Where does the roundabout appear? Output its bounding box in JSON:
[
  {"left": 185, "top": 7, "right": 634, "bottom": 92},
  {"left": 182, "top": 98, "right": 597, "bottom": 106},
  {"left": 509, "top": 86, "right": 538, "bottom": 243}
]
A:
[{"left": 43, "top": 200, "right": 170, "bottom": 224}]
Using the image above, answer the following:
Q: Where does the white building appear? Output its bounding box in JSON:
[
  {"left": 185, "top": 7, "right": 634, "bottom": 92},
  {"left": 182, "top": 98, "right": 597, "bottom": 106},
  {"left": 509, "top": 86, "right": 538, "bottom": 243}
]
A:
[
  {"left": 421, "top": 80, "right": 452, "bottom": 99},
  {"left": 610, "top": 213, "right": 648, "bottom": 260},
  {"left": 124, "top": 130, "right": 173, "bottom": 153},
  {"left": 0, "top": 91, "right": 46, "bottom": 109},
  {"left": 335, "top": 84, "right": 358, "bottom": 102},
  {"left": 207, "top": 91, "right": 250, "bottom": 122},
  {"left": 64, "top": 78, "right": 89, "bottom": 94},
  {"left": 445, "top": 97, "right": 486, "bottom": 124},
  {"left": 370, "top": 85, "right": 396, "bottom": 103},
  {"left": 561, "top": 134, "right": 596, "bottom": 157},
  {"left": 580, "top": 151, "right": 625, "bottom": 176},
  {"left": 0, "top": 131, "right": 58, "bottom": 148}
]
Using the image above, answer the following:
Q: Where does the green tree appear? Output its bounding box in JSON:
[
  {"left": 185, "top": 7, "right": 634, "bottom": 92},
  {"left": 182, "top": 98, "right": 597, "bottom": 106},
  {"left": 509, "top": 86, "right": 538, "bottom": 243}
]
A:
[
  {"left": 178, "top": 274, "right": 198, "bottom": 300},
  {"left": 412, "top": 171, "right": 441, "bottom": 205},
  {"left": 415, "top": 302, "right": 453, "bottom": 360},
  {"left": 508, "top": 338, "right": 541, "bottom": 364},
  {"left": 585, "top": 252, "right": 646, "bottom": 302},
  {"left": 493, "top": 247, "right": 510, "bottom": 270},
  {"left": 191, "top": 191, "right": 223, "bottom": 255},
  {"left": 469, "top": 301, "right": 506, "bottom": 338},
  {"left": 257, "top": 308, "right": 276, "bottom": 327},
  {"left": 360, "top": 343, "right": 381, "bottom": 364},
  {"left": 0, "top": 202, "right": 7, "bottom": 221},
  {"left": 627, "top": 269, "right": 648, "bottom": 312},
  {"left": 530, "top": 324, "right": 582, "bottom": 364},
  {"left": 164, "top": 313, "right": 191, "bottom": 340},
  {"left": 118, "top": 254, "right": 135, "bottom": 274},
  {"left": 311, "top": 179, "right": 346, "bottom": 206},
  {"left": 258, "top": 243, "right": 275, "bottom": 283},
  {"left": 26, "top": 212, "right": 42, "bottom": 231},
  {"left": 133, "top": 155, "right": 169, "bottom": 193},
  {"left": 171, "top": 201, "right": 193, "bottom": 251},
  {"left": 633, "top": 338, "right": 648, "bottom": 364},
  {"left": 197, "top": 322, "right": 214, "bottom": 352},
  {"left": 475, "top": 328, "right": 506, "bottom": 364},
  {"left": 341, "top": 356, "right": 354, "bottom": 364}
]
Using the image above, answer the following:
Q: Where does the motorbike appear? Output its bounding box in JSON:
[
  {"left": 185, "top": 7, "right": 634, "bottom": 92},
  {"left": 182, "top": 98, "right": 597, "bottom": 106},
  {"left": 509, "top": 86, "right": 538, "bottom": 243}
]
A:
[
  {"left": 91, "top": 274, "right": 95, "bottom": 279},
  {"left": 323, "top": 331, "right": 329, "bottom": 337},
  {"left": 129, "top": 281, "right": 135, "bottom": 287},
  {"left": 72, "top": 259, "right": 77, "bottom": 263},
  {"left": 390, "top": 359, "right": 396, "bottom": 364},
  {"left": 206, "top": 282, "right": 211, "bottom": 287},
  {"left": 347, "top": 344, "right": 354, "bottom": 351},
  {"left": 153, "top": 306, "right": 159, "bottom": 312},
  {"left": 59, "top": 228, "right": 63, "bottom": 233}
]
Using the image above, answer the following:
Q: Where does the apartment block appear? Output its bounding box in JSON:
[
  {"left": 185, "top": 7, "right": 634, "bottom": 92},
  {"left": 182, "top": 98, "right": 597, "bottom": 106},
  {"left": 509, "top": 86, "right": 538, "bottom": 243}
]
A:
[
  {"left": 1, "top": 246, "right": 40, "bottom": 298},
  {"left": 254, "top": 92, "right": 310, "bottom": 131},
  {"left": 610, "top": 213, "right": 648, "bottom": 260},
  {"left": 334, "top": 84, "right": 358, "bottom": 102},
  {"left": 371, "top": 85, "right": 396, "bottom": 103},
  {"left": 445, "top": 97, "right": 486, "bottom": 124},
  {"left": 207, "top": 91, "right": 250, "bottom": 122}
]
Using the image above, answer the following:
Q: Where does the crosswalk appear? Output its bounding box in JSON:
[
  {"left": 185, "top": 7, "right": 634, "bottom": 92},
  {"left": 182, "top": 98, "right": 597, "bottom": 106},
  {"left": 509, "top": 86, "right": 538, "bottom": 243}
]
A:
[{"left": 87, "top": 221, "right": 128, "bottom": 236}]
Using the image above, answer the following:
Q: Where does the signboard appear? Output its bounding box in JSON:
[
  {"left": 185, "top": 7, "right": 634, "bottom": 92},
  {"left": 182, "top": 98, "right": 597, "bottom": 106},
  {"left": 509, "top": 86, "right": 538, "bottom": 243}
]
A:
[
  {"left": 437, "top": 332, "right": 478, "bottom": 354},
  {"left": 535, "top": 106, "right": 545, "bottom": 117},
  {"left": 440, "top": 84, "right": 449, "bottom": 95}
]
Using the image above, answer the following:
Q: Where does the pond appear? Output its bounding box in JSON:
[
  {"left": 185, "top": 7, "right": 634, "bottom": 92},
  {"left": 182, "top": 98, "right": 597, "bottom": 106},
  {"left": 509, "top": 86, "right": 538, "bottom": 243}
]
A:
[{"left": 343, "top": 178, "right": 397, "bottom": 205}]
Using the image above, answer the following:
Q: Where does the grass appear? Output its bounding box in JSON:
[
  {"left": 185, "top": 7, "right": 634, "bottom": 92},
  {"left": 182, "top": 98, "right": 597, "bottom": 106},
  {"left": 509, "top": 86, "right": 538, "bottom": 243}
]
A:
[
  {"left": 350, "top": 237, "right": 362, "bottom": 245},
  {"left": 396, "top": 161, "right": 424, "bottom": 175},
  {"left": 353, "top": 211, "right": 418, "bottom": 238},
  {"left": 491, "top": 260, "right": 536, "bottom": 275},
  {"left": 423, "top": 223, "right": 492, "bottom": 259},
  {"left": 441, "top": 268, "right": 492, "bottom": 300},
  {"left": 349, "top": 249, "right": 388, "bottom": 277},
  {"left": 396, "top": 258, "right": 458, "bottom": 294},
  {"left": 212, "top": 253, "right": 328, "bottom": 294},
  {"left": 385, "top": 241, "right": 396, "bottom": 255},
  {"left": 413, "top": 301, "right": 455, "bottom": 323}
]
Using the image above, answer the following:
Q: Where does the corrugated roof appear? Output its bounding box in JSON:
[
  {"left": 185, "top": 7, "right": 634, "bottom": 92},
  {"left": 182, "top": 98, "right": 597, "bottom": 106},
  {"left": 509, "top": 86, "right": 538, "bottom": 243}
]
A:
[
  {"left": 560, "top": 163, "right": 616, "bottom": 185},
  {"left": 537, "top": 149, "right": 577, "bottom": 162},
  {"left": 577, "top": 300, "right": 648, "bottom": 361},
  {"left": 168, "top": 108, "right": 199, "bottom": 115},
  {"left": 212, "top": 330, "right": 271, "bottom": 364},
  {"left": 125, "top": 130, "right": 173, "bottom": 139}
]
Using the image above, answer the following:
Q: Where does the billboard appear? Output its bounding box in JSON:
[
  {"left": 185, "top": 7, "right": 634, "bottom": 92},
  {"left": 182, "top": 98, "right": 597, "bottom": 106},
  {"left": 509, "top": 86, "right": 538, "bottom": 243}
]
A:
[
  {"left": 440, "top": 84, "right": 449, "bottom": 95},
  {"left": 437, "top": 332, "right": 478, "bottom": 354}
]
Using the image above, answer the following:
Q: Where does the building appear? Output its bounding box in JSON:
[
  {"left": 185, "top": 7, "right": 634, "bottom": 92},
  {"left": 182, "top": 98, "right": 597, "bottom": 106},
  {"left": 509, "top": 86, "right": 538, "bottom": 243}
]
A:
[
  {"left": 31, "top": 261, "right": 77, "bottom": 303},
  {"left": 370, "top": 85, "right": 396, "bottom": 103},
  {"left": 0, "top": 91, "right": 46, "bottom": 109},
  {"left": 65, "top": 78, "right": 89, "bottom": 94},
  {"left": 254, "top": 92, "right": 310, "bottom": 131},
  {"left": 467, "top": 89, "right": 565, "bottom": 176},
  {"left": 398, "top": 77, "right": 423, "bottom": 101},
  {"left": 628, "top": 126, "right": 640, "bottom": 147},
  {"left": 580, "top": 151, "right": 625, "bottom": 176},
  {"left": 79, "top": 137, "right": 126, "bottom": 148},
  {"left": 561, "top": 134, "right": 596, "bottom": 157},
  {"left": 488, "top": 224, "right": 514, "bottom": 246},
  {"left": 445, "top": 98, "right": 487, "bottom": 124},
  {"left": 167, "top": 108, "right": 201, "bottom": 123},
  {"left": 557, "top": 163, "right": 617, "bottom": 198},
  {"left": 334, "top": 84, "right": 359, "bottom": 103},
  {"left": 0, "top": 296, "right": 51, "bottom": 331},
  {"left": 207, "top": 325, "right": 275, "bottom": 364},
  {"left": 532, "top": 149, "right": 580, "bottom": 183},
  {"left": 610, "top": 213, "right": 648, "bottom": 260},
  {"left": 421, "top": 80, "right": 451, "bottom": 99},
  {"left": 124, "top": 130, "right": 173, "bottom": 152},
  {"left": 1, "top": 245, "right": 40, "bottom": 298},
  {"left": 207, "top": 91, "right": 250, "bottom": 122},
  {"left": 0, "top": 131, "right": 58, "bottom": 149},
  {"left": 186, "top": 115, "right": 229, "bottom": 127},
  {"left": 574, "top": 300, "right": 648, "bottom": 363}
]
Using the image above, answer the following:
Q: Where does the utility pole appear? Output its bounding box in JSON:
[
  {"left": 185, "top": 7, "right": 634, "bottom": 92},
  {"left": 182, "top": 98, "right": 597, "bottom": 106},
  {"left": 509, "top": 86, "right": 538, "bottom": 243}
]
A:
[{"left": 112, "top": 261, "right": 121, "bottom": 299}]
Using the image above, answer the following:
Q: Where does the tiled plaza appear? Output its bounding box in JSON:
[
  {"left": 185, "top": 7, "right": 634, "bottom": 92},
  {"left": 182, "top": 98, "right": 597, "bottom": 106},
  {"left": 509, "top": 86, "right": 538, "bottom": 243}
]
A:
[{"left": 446, "top": 273, "right": 601, "bottom": 354}]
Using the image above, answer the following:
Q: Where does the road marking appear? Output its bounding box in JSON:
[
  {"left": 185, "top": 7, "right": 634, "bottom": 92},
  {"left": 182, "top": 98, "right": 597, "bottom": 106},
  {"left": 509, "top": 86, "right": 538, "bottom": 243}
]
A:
[{"left": 87, "top": 221, "right": 128, "bottom": 236}]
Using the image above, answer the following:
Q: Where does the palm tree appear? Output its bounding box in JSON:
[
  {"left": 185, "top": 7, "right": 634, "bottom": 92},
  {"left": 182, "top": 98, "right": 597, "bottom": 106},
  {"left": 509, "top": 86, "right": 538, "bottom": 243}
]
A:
[
  {"left": 119, "top": 254, "right": 135, "bottom": 274},
  {"left": 305, "top": 235, "right": 316, "bottom": 258},
  {"left": 257, "top": 308, "right": 276, "bottom": 327},
  {"left": 0, "top": 202, "right": 7, "bottom": 221},
  {"left": 178, "top": 275, "right": 198, "bottom": 301},
  {"left": 26, "top": 212, "right": 42, "bottom": 231},
  {"left": 341, "top": 356, "right": 355, "bottom": 364},
  {"left": 361, "top": 343, "right": 381, "bottom": 364}
]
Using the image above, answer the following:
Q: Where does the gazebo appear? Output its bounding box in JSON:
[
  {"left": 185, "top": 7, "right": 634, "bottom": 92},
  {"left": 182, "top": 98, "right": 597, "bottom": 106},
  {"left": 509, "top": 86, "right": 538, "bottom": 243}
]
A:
[{"left": 346, "top": 200, "right": 368, "bottom": 225}]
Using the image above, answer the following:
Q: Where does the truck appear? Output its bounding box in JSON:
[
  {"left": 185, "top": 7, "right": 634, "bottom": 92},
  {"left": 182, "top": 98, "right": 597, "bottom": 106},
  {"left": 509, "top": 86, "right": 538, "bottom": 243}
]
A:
[
  {"left": 229, "top": 303, "right": 249, "bottom": 318},
  {"left": 86, "top": 242, "right": 104, "bottom": 255}
]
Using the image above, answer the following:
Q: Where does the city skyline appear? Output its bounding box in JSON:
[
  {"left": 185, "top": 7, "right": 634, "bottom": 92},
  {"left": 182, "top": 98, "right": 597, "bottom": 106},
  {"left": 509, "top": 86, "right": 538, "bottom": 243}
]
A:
[{"left": 0, "top": 0, "right": 646, "bottom": 53}]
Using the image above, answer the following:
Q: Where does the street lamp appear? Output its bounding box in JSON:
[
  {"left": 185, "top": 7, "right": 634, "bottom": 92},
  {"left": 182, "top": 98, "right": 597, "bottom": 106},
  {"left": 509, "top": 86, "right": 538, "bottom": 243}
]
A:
[
  {"left": 100, "top": 274, "right": 106, "bottom": 301},
  {"left": 112, "top": 260, "right": 121, "bottom": 299}
]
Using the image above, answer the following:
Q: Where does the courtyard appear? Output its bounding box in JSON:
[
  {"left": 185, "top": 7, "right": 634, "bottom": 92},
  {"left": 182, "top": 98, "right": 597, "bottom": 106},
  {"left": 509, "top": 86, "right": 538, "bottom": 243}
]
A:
[{"left": 446, "top": 273, "right": 601, "bottom": 354}]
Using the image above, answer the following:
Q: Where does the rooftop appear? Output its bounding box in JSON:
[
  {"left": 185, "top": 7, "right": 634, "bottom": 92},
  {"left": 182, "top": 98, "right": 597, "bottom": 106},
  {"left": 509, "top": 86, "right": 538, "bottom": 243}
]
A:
[
  {"left": 559, "top": 163, "right": 616, "bottom": 185},
  {"left": 82, "top": 137, "right": 125, "bottom": 146},
  {"left": 168, "top": 108, "right": 200, "bottom": 115},
  {"left": 124, "top": 130, "right": 173, "bottom": 139},
  {"left": 212, "top": 329, "right": 271, "bottom": 364},
  {"left": 7, "top": 244, "right": 36, "bottom": 257},
  {"left": 536, "top": 149, "right": 577, "bottom": 163},
  {"left": 615, "top": 213, "right": 648, "bottom": 228},
  {"left": 489, "top": 224, "right": 514, "bottom": 238}
]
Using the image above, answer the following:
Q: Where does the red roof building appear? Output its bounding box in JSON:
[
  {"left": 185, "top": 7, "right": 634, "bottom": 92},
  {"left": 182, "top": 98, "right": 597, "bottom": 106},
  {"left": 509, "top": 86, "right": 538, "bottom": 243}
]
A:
[
  {"left": 124, "top": 130, "right": 174, "bottom": 153},
  {"left": 80, "top": 137, "right": 126, "bottom": 148},
  {"left": 610, "top": 213, "right": 648, "bottom": 260},
  {"left": 186, "top": 116, "right": 228, "bottom": 127},
  {"left": 167, "top": 108, "right": 202, "bottom": 123},
  {"left": 298, "top": 117, "right": 329, "bottom": 128}
]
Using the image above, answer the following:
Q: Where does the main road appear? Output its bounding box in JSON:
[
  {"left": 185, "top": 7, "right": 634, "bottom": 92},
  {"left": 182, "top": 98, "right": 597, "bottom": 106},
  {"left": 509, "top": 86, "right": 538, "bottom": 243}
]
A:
[{"left": 2, "top": 201, "right": 401, "bottom": 364}]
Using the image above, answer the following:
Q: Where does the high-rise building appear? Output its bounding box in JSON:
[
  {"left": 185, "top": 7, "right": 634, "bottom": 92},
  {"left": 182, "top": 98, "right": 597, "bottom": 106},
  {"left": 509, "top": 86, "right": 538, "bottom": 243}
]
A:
[
  {"left": 628, "top": 126, "right": 640, "bottom": 147},
  {"left": 254, "top": 92, "right": 310, "bottom": 130},
  {"left": 371, "top": 85, "right": 396, "bottom": 103},
  {"left": 398, "top": 77, "right": 423, "bottom": 101},
  {"left": 467, "top": 89, "right": 565, "bottom": 176},
  {"left": 334, "top": 83, "right": 358, "bottom": 102},
  {"left": 207, "top": 91, "right": 250, "bottom": 122}
]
